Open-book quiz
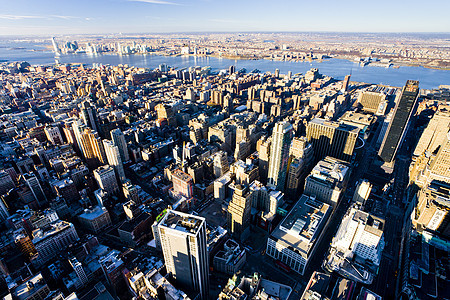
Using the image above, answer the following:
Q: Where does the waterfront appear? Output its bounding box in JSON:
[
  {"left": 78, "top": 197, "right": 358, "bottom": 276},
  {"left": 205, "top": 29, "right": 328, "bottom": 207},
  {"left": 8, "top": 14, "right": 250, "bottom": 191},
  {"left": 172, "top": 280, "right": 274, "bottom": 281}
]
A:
[{"left": 1, "top": 39, "right": 449, "bottom": 89}]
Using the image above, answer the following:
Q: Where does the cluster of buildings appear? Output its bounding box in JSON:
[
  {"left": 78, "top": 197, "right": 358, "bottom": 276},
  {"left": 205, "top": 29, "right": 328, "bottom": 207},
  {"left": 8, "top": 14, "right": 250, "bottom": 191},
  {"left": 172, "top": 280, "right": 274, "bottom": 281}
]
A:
[
  {"left": 48, "top": 32, "right": 450, "bottom": 69},
  {"left": 0, "top": 50, "right": 447, "bottom": 300}
]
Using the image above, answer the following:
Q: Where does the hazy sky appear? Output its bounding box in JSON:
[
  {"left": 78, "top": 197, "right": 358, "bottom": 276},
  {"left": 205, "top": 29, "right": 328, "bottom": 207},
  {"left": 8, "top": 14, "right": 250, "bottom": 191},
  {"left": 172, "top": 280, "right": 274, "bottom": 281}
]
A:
[{"left": 0, "top": 0, "right": 449, "bottom": 35}]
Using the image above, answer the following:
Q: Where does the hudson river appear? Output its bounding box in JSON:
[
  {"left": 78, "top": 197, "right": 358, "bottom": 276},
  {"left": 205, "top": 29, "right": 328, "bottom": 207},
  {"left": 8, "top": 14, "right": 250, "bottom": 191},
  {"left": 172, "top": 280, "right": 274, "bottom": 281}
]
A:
[{"left": 1, "top": 40, "right": 449, "bottom": 89}]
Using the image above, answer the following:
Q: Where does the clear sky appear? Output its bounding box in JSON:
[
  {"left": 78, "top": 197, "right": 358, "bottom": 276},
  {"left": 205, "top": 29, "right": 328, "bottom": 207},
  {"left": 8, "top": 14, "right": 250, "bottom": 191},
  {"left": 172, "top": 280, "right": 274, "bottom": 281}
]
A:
[{"left": 0, "top": 0, "right": 449, "bottom": 35}]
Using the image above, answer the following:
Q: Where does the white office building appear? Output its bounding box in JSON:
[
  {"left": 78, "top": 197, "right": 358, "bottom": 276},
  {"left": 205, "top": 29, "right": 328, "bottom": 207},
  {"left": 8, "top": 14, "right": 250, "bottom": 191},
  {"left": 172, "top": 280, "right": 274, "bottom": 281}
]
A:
[{"left": 158, "top": 210, "right": 209, "bottom": 300}]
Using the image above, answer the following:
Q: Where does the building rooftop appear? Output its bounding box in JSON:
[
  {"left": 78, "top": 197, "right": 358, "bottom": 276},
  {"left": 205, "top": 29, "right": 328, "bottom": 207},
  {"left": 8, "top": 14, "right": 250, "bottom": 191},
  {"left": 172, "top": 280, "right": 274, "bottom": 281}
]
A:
[
  {"left": 301, "top": 271, "right": 331, "bottom": 300},
  {"left": 271, "top": 194, "right": 331, "bottom": 257},
  {"left": 94, "top": 165, "right": 114, "bottom": 175},
  {"left": 172, "top": 169, "right": 193, "bottom": 183},
  {"left": 309, "top": 156, "right": 350, "bottom": 184},
  {"left": 160, "top": 210, "right": 205, "bottom": 235},
  {"left": 310, "top": 117, "right": 360, "bottom": 134},
  {"left": 339, "top": 111, "right": 375, "bottom": 129},
  {"left": 13, "top": 273, "right": 47, "bottom": 300},
  {"left": 32, "top": 220, "right": 75, "bottom": 244},
  {"left": 79, "top": 206, "right": 108, "bottom": 220}
]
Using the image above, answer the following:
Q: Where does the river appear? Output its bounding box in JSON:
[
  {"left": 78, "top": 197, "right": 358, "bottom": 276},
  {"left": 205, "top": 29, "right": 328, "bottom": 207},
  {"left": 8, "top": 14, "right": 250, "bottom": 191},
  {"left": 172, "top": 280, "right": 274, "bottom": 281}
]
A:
[{"left": 0, "top": 39, "right": 448, "bottom": 89}]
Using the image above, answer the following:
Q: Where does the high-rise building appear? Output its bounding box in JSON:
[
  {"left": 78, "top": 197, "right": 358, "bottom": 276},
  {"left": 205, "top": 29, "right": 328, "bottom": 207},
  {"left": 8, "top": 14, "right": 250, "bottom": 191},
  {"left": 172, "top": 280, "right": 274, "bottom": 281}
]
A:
[
  {"left": 429, "top": 133, "right": 450, "bottom": 183},
  {"left": 231, "top": 160, "right": 259, "bottom": 186},
  {"left": 69, "top": 257, "right": 89, "bottom": 286},
  {"left": 378, "top": 80, "right": 419, "bottom": 163},
  {"left": 14, "top": 230, "right": 37, "bottom": 259},
  {"left": 0, "top": 196, "right": 10, "bottom": 221},
  {"left": 23, "top": 173, "right": 47, "bottom": 206},
  {"left": 50, "top": 178, "right": 80, "bottom": 204},
  {"left": 32, "top": 220, "right": 79, "bottom": 265},
  {"left": 330, "top": 207, "right": 385, "bottom": 269},
  {"left": 12, "top": 272, "right": 50, "bottom": 300},
  {"left": 155, "top": 103, "right": 174, "bottom": 120},
  {"left": 286, "top": 137, "right": 314, "bottom": 197},
  {"left": 172, "top": 169, "right": 194, "bottom": 199},
  {"left": 303, "top": 156, "right": 351, "bottom": 208},
  {"left": 411, "top": 181, "right": 450, "bottom": 238},
  {"left": 290, "top": 136, "right": 314, "bottom": 162},
  {"left": 81, "top": 101, "right": 100, "bottom": 133},
  {"left": 110, "top": 128, "right": 129, "bottom": 163},
  {"left": 227, "top": 184, "right": 252, "bottom": 241},
  {"left": 257, "top": 136, "right": 271, "bottom": 184},
  {"left": 93, "top": 165, "right": 119, "bottom": 195},
  {"left": 213, "top": 151, "right": 229, "bottom": 178},
  {"left": 285, "top": 158, "right": 305, "bottom": 197},
  {"left": 80, "top": 101, "right": 98, "bottom": 130},
  {"left": 266, "top": 194, "right": 331, "bottom": 275},
  {"left": 73, "top": 121, "right": 106, "bottom": 168},
  {"left": 208, "top": 123, "right": 234, "bottom": 153},
  {"left": 234, "top": 139, "right": 251, "bottom": 161},
  {"left": 413, "top": 105, "right": 450, "bottom": 157},
  {"left": 122, "top": 180, "right": 140, "bottom": 203},
  {"left": 306, "top": 118, "right": 359, "bottom": 162},
  {"left": 0, "top": 170, "right": 15, "bottom": 195},
  {"left": 63, "top": 118, "right": 79, "bottom": 151},
  {"left": 103, "top": 140, "right": 125, "bottom": 183},
  {"left": 78, "top": 206, "right": 112, "bottom": 234},
  {"left": 158, "top": 210, "right": 209, "bottom": 299},
  {"left": 342, "top": 74, "right": 351, "bottom": 92},
  {"left": 268, "top": 121, "right": 293, "bottom": 191},
  {"left": 44, "top": 124, "right": 63, "bottom": 145},
  {"left": 250, "top": 180, "right": 269, "bottom": 211}
]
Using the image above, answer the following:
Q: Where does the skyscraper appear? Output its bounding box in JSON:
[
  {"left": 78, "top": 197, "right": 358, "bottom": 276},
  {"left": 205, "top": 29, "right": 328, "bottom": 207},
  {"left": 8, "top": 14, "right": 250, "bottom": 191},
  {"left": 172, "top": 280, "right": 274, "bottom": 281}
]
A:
[
  {"left": 44, "top": 124, "right": 64, "bottom": 145},
  {"left": 227, "top": 184, "right": 252, "bottom": 241},
  {"left": 94, "top": 165, "right": 119, "bottom": 195},
  {"left": 23, "top": 173, "right": 47, "bottom": 206},
  {"left": 257, "top": 136, "right": 271, "bottom": 184},
  {"left": 378, "top": 80, "right": 419, "bottom": 163},
  {"left": 413, "top": 106, "right": 450, "bottom": 157},
  {"left": 80, "top": 101, "right": 100, "bottom": 133},
  {"left": 429, "top": 133, "right": 450, "bottom": 183},
  {"left": 342, "top": 74, "right": 351, "bottom": 92},
  {"left": 306, "top": 118, "right": 359, "bottom": 162},
  {"left": 158, "top": 210, "right": 209, "bottom": 300},
  {"left": 171, "top": 169, "right": 193, "bottom": 199},
  {"left": 267, "top": 121, "right": 293, "bottom": 190},
  {"left": 213, "top": 151, "right": 229, "bottom": 178},
  {"left": 74, "top": 124, "right": 107, "bottom": 169},
  {"left": 103, "top": 140, "right": 126, "bottom": 183},
  {"left": 110, "top": 128, "right": 129, "bottom": 163}
]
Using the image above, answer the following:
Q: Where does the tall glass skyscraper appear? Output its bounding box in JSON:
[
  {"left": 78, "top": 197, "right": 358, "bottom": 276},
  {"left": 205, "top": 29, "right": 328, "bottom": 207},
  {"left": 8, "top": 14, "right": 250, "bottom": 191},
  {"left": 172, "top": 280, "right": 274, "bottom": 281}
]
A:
[
  {"left": 110, "top": 128, "right": 129, "bottom": 163},
  {"left": 268, "top": 121, "right": 293, "bottom": 191},
  {"left": 379, "top": 80, "right": 419, "bottom": 163}
]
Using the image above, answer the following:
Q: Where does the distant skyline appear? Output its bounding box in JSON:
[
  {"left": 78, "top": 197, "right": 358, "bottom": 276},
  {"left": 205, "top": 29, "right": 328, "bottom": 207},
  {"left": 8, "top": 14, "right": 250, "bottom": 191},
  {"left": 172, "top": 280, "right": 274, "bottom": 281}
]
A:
[{"left": 1, "top": 0, "right": 449, "bottom": 35}]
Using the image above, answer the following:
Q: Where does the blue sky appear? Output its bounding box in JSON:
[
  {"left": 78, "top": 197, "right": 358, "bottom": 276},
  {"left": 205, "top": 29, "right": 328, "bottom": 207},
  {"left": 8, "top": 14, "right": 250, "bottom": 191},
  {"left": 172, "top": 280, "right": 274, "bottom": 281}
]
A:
[{"left": 0, "top": 0, "right": 449, "bottom": 35}]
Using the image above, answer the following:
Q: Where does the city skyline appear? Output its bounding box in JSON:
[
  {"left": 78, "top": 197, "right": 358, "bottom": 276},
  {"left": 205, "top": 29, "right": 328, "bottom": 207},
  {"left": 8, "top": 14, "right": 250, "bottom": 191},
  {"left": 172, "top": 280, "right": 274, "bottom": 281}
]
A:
[
  {"left": 1, "top": 0, "right": 450, "bottom": 35},
  {"left": 0, "top": 0, "right": 449, "bottom": 298}
]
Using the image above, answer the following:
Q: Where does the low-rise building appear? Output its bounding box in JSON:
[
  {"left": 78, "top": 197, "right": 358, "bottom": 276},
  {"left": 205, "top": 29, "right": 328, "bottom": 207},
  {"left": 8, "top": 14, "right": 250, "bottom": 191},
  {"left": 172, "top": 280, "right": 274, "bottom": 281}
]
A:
[
  {"left": 213, "top": 239, "right": 246, "bottom": 275},
  {"left": 78, "top": 206, "right": 112, "bottom": 234}
]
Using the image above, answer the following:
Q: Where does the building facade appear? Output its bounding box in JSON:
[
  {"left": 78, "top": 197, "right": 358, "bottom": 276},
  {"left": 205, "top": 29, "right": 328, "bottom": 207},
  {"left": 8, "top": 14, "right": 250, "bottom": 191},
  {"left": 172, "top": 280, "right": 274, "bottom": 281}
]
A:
[{"left": 158, "top": 210, "right": 209, "bottom": 300}]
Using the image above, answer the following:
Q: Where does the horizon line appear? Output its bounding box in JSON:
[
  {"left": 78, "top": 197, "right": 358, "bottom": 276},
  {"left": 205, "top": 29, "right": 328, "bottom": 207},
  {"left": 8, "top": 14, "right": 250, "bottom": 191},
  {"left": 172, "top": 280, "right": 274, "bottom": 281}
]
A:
[{"left": 1, "top": 30, "right": 450, "bottom": 37}]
